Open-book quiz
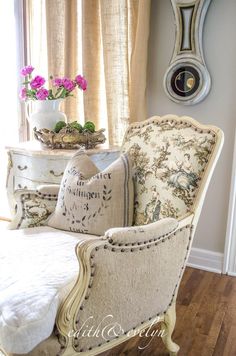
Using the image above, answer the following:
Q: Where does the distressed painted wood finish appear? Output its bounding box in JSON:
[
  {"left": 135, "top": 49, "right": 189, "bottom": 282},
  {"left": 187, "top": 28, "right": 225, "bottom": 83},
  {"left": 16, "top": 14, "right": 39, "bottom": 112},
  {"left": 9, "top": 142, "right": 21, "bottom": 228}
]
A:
[
  {"left": 5, "top": 142, "right": 120, "bottom": 216},
  {"left": 99, "top": 267, "right": 236, "bottom": 356}
]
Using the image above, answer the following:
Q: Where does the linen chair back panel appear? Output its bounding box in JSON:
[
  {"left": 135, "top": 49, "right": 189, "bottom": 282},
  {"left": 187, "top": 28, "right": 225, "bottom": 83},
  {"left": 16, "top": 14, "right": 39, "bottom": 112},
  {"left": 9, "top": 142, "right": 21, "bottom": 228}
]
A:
[{"left": 122, "top": 115, "right": 218, "bottom": 225}]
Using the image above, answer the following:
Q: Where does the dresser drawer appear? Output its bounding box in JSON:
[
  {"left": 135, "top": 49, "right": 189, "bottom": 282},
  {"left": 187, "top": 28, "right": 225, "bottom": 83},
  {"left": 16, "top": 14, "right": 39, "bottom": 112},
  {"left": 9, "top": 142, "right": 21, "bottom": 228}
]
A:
[
  {"left": 14, "top": 176, "right": 60, "bottom": 191},
  {"left": 12, "top": 151, "right": 120, "bottom": 184},
  {"left": 12, "top": 153, "right": 68, "bottom": 183},
  {"left": 7, "top": 142, "right": 120, "bottom": 218},
  {"left": 14, "top": 176, "right": 32, "bottom": 190}
]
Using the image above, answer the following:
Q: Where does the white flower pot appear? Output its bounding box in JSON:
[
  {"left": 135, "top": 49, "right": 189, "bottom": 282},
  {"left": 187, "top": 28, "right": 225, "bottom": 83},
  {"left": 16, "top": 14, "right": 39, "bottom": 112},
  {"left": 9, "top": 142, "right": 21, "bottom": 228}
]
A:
[{"left": 26, "top": 99, "right": 67, "bottom": 130}]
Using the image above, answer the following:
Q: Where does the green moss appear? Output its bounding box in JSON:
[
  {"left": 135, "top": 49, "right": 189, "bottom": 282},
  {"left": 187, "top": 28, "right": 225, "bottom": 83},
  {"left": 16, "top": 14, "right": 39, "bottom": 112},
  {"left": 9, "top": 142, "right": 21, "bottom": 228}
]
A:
[
  {"left": 54, "top": 121, "right": 66, "bottom": 133},
  {"left": 84, "top": 121, "right": 95, "bottom": 133},
  {"left": 69, "top": 121, "right": 83, "bottom": 133}
]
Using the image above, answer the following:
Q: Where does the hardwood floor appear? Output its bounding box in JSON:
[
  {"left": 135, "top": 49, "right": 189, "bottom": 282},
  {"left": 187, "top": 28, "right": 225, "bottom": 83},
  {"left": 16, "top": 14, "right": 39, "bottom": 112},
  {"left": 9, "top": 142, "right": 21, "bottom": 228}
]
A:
[{"left": 101, "top": 267, "right": 236, "bottom": 356}]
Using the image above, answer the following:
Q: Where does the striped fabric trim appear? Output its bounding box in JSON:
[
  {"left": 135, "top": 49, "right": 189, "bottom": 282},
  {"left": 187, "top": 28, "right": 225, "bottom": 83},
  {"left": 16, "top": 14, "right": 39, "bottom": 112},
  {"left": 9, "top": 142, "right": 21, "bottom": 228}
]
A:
[{"left": 121, "top": 153, "right": 130, "bottom": 226}]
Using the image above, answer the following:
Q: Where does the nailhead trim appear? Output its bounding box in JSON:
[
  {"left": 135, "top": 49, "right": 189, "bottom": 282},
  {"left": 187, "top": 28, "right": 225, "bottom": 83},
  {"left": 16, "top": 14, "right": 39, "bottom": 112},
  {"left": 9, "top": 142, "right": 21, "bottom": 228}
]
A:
[
  {"left": 124, "top": 117, "right": 218, "bottom": 227},
  {"left": 107, "top": 225, "right": 179, "bottom": 247},
  {"left": 124, "top": 117, "right": 216, "bottom": 139},
  {"left": 36, "top": 190, "right": 58, "bottom": 199},
  {"left": 102, "top": 225, "right": 190, "bottom": 252},
  {"left": 71, "top": 224, "right": 193, "bottom": 352}
]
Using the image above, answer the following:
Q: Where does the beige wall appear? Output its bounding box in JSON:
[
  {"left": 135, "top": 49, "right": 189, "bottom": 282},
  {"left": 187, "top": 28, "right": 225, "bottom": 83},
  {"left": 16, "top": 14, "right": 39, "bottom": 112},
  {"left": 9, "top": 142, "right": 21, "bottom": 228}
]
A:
[{"left": 147, "top": 0, "right": 236, "bottom": 253}]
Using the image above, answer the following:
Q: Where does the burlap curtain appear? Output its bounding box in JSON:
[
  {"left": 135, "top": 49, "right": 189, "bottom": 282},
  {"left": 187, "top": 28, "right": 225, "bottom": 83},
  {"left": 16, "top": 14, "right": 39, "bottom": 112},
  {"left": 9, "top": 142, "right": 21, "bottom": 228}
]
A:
[
  {"left": 45, "top": 0, "right": 81, "bottom": 121},
  {"left": 83, "top": 0, "right": 151, "bottom": 145},
  {"left": 24, "top": 0, "right": 151, "bottom": 145}
]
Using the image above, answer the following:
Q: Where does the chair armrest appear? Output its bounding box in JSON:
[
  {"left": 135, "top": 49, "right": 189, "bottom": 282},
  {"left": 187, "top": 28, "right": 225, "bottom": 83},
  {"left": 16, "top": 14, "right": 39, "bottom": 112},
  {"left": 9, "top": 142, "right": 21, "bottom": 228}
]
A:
[
  {"left": 36, "top": 184, "right": 60, "bottom": 196},
  {"left": 104, "top": 217, "right": 179, "bottom": 245},
  {"left": 57, "top": 214, "right": 194, "bottom": 353},
  {"left": 8, "top": 186, "right": 59, "bottom": 230}
]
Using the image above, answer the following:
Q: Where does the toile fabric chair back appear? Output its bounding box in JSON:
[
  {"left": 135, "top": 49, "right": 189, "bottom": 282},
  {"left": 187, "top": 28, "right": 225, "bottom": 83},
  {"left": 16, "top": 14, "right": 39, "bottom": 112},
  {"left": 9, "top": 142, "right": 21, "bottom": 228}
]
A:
[{"left": 122, "top": 114, "right": 223, "bottom": 226}]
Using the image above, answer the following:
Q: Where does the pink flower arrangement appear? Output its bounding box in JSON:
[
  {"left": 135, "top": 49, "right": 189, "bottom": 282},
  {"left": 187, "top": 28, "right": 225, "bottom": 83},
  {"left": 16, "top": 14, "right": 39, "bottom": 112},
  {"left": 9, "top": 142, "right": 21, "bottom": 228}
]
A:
[
  {"left": 75, "top": 75, "right": 87, "bottom": 90},
  {"left": 20, "top": 65, "right": 34, "bottom": 76},
  {"left": 19, "top": 65, "right": 87, "bottom": 101},
  {"left": 36, "top": 88, "right": 49, "bottom": 100},
  {"left": 30, "top": 75, "right": 46, "bottom": 90}
]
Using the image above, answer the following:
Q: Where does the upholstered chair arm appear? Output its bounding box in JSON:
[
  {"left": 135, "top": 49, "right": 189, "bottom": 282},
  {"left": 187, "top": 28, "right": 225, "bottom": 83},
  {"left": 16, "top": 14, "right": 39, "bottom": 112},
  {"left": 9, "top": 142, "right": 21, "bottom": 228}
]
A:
[
  {"left": 57, "top": 214, "right": 194, "bottom": 355},
  {"left": 9, "top": 185, "right": 59, "bottom": 230},
  {"left": 103, "top": 217, "right": 179, "bottom": 245},
  {"left": 36, "top": 184, "right": 60, "bottom": 196}
]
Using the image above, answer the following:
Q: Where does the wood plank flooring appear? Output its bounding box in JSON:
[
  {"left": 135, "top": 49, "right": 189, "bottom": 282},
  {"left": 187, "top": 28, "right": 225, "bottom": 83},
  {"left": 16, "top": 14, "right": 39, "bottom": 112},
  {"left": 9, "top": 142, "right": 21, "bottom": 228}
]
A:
[{"left": 101, "top": 267, "right": 236, "bottom": 356}]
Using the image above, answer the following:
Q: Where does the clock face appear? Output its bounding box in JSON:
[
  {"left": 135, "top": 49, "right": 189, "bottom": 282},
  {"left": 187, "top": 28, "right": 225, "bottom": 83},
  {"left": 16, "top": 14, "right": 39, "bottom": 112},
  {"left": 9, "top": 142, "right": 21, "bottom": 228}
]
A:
[{"left": 170, "top": 66, "right": 200, "bottom": 97}]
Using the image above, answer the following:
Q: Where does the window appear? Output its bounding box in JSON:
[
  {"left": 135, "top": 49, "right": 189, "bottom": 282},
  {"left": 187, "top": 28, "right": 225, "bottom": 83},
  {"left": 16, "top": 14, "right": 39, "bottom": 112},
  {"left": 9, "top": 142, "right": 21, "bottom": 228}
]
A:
[{"left": 0, "top": 1, "right": 19, "bottom": 219}]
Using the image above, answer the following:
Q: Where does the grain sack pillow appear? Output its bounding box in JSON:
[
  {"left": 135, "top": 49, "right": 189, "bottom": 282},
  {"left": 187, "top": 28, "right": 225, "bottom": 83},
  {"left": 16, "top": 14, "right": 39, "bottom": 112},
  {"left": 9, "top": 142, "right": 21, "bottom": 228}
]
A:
[{"left": 48, "top": 151, "right": 134, "bottom": 235}]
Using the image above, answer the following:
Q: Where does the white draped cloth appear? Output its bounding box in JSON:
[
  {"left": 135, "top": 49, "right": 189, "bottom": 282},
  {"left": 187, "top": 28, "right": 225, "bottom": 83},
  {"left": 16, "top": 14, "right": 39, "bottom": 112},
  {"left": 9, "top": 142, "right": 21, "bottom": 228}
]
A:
[{"left": 0, "top": 226, "right": 95, "bottom": 354}]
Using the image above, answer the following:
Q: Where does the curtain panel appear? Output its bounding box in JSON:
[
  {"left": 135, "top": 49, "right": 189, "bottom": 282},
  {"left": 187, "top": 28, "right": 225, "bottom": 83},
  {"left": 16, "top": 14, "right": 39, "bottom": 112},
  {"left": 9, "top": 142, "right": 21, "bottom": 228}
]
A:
[
  {"left": 83, "top": 0, "right": 151, "bottom": 145},
  {"left": 15, "top": 0, "right": 31, "bottom": 141},
  {"left": 21, "top": 0, "right": 151, "bottom": 145}
]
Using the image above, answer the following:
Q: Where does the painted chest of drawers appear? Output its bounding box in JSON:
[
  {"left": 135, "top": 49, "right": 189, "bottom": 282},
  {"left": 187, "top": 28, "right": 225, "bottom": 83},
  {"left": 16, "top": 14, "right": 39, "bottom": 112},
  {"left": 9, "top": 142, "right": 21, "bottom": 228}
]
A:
[{"left": 6, "top": 141, "right": 120, "bottom": 215}]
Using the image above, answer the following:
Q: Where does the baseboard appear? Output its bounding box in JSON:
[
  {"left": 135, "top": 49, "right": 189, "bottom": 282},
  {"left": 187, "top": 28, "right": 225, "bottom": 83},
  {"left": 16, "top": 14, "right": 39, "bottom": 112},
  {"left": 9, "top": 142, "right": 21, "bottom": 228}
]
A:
[{"left": 187, "top": 247, "right": 224, "bottom": 274}]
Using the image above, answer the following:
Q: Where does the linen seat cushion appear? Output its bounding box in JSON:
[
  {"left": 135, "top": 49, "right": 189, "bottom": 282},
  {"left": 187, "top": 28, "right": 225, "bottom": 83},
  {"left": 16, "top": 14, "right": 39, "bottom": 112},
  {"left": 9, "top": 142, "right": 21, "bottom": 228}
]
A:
[
  {"left": 0, "top": 226, "right": 98, "bottom": 354},
  {"left": 48, "top": 151, "right": 134, "bottom": 235}
]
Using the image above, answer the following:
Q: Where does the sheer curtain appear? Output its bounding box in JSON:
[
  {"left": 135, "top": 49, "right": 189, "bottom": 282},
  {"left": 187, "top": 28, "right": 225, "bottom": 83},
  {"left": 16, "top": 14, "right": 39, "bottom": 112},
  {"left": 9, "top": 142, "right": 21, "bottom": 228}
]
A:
[
  {"left": 0, "top": 0, "right": 19, "bottom": 219},
  {"left": 24, "top": 0, "right": 151, "bottom": 146},
  {"left": 83, "top": 0, "right": 151, "bottom": 145},
  {"left": 24, "top": 0, "right": 84, "bottom": 131},
  {"left": 0, "top": 0, "right": 150, "bottom": 219}
]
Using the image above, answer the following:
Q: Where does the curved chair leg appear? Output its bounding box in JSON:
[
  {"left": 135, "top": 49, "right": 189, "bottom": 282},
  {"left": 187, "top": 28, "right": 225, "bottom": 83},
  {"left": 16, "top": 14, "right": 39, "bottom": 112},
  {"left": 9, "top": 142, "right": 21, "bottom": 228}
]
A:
[
  {"left": 0, "top": 349, "right": 7, "bottom": 356},
  {"left": 161, "top": 302, "right": 180, "bottom": 356}
]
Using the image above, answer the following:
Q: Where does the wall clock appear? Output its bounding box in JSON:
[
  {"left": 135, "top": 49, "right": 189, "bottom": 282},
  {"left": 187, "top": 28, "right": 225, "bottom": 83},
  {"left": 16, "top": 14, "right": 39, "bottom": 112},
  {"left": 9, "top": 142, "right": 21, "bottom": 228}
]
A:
[{"left": 164, "top": 0, "right": 212, "bottom": 105}]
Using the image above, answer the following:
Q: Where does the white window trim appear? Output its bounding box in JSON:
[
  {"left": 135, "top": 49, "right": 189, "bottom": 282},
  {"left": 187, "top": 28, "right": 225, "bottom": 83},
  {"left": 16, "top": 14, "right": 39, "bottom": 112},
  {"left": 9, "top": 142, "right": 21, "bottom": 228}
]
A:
[
  {"left": 223, "top": 127, "right": 236, "bottom": 275},
  {"left": 15, "top": 0, "right": 30, "bottom": 141}
]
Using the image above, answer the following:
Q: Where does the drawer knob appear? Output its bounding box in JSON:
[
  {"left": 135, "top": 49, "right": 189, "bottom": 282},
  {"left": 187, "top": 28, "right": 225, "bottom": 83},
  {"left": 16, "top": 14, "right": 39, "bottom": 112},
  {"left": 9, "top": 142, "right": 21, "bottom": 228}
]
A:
[
  {"left": 18, "top": 184, "right": 27, "bottom": 189},
  {"left": 49, "top": 170, "right": 64, "bottom": 177},
  {"left": 17, "top": 165, "right": 27, "bottom": 171}
]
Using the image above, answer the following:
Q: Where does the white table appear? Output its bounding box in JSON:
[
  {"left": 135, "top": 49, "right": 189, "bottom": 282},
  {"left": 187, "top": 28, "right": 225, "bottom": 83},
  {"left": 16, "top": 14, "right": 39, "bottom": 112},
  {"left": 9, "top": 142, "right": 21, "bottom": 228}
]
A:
[{"left": 6, "top": 141, "right": 120, "bottom": 215}]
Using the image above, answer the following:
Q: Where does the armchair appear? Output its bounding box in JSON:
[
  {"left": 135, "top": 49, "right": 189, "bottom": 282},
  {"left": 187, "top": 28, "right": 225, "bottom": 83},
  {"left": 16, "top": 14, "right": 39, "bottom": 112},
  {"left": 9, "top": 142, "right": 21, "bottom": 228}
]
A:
[{"left": 1, "top": 115, "right": 223, "bottom": 356}]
